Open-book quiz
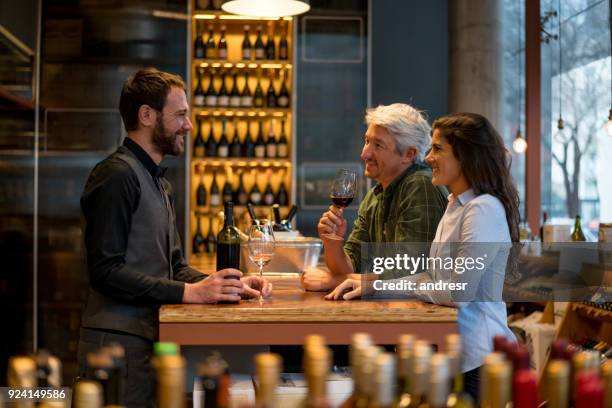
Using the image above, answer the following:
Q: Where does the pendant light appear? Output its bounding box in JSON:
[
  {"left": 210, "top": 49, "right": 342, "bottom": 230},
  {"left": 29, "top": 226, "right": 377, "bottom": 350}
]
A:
[
  {"left": 513, "top": 3, "right": 527, "bottom": 154},
  {"left": 222, "top": 0, "right": 310, "bottom": 18},
  {"left": 554, "top": 0, "right": 569, "bottom": 144}
]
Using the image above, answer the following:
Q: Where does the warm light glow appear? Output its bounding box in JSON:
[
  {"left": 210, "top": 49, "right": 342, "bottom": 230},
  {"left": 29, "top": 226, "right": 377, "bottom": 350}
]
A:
[
  {"left": 218, "top": 14, "right": 280, "bottom": 20},
  {"left": 512, "top": 130, "right": 527, "bottom": 154},
  {"left": 222, "top": 0, "right": 310, "bottom": 18},
  {"left": 193, "top": 14, "right": 216, "bottom": 20}
]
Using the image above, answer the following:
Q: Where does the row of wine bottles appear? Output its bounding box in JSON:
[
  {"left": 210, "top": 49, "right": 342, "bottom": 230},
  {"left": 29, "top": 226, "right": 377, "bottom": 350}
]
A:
[
  {"left": 194, "top": 23, "right": 289, "bottom": 61},
  {"left": 193, "top": 68, "right": 290, "bottom": 108},
  {"left": 194, "top": 118, "right": 289, "bottom": 159},
  {"left": 195, "top": 169, "right": 289, "bottom": 208}
]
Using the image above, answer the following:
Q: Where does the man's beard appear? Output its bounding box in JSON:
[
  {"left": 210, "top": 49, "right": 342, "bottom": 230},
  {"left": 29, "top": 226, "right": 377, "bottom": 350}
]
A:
[{"left": 152, "top": 115, "right": 184, "bottom": 156}]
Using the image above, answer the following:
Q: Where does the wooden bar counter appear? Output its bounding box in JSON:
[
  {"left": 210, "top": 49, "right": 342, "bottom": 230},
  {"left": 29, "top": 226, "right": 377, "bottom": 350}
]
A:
[{"left": 159, "top": 275, "right": 457, "bottom": 347}]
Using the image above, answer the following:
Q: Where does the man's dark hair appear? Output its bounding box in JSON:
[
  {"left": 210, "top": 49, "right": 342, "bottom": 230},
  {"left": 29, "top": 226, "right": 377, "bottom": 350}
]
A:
[{"left": 119, "top": 68, "right": 186, "bottom": 131}]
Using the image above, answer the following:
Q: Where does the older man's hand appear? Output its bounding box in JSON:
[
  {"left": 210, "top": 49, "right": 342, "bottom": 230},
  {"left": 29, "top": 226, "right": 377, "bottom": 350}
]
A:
[
  {"left": 300, "top": 267, "right": 346, "bottom": 292},
  {"left": 324, "top": 278, "right": 363, "bottom": 300}
]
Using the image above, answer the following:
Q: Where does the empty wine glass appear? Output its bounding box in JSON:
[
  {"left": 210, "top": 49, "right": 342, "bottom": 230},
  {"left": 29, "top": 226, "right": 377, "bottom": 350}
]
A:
[
  {"left": 247, "top": 220, "right": 275, "bottom": 300},
  {"left": 324, "top": 169, "right": 357, "bottom": 240}
]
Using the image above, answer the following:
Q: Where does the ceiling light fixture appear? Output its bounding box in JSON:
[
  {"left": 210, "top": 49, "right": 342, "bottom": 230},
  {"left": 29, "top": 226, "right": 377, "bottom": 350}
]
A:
[{"left": 222, "top": 0, "right": 310, "bottom": 18}]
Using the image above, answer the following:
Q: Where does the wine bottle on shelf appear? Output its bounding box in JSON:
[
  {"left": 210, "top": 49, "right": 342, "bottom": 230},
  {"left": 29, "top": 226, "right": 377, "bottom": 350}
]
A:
[
  {"left": 192, "top": 216, "right": 206, "bottom": 255},
  {"left": 276, "top": 175, "right": 289, "bottom": 206},
  {"left": 205, "top": 120, "right": 217, "bottom": 157},
  {"left": 571, "top": 214, "right": 586, "bottom": 241},
  {"left": 250, "top": 354, "right": 282, "bottom": 408},
  {"left": 210, "top": 170, "right": 221, "bottom": 207},
  {"left": 154, "top": 344, "right": 186, "bottom": 408},
  {"left": 194, "top": 22, "right": 205, "bottom": 59},
  {"left": 242, "top": 25, "right": 252, "bottom": 60},
  {"left": 277, "top": 70, "right": 290, "bottom": 108},
  {"left": 229, "top": 73, "right": 241, "bottom": 107},
  {"left": 206, "top": 214, "right": 217, "bottom": 254},
  {"left": 193, "top": 118, "right": 205, "bottom": 158},
  {"left": 254, "top": 121, "right": 266, "bottom": 158},
  {"left": 194, "top": 68, "right": 205, "bottom": 107},
  {"left": 217, "top": 119, "right": 229, "bottom": 158},
  {"left": 218, "top": 25, "right": 228, "bottom": 60},
  {"left": 205, "top": 71, "right": 218, "bottom": 107},
  {"left": 196, "top": 170, "right": 207, "bottom": 207},
  {"left": 265, "top": 23, "right": 276, "bottom": 60},
  {"left": 254, "top": 25, "right": 265, "bottom": 60},
  {"left": 243, "top": 122, "right": 255, "bottom": 158},
  {"left": 230, "top": 123, "right": 242, "bottom": 158},
  {"left": 540, "top": 211, "right": 548, "bottom": 243},
  {"left": 197, "top": 353, "right": 230, "bottom": 408},
  {"left": 372, "top": 353, "right": 396, "bottom": 408},
  {"left": 236, "top": 171, "right": 249, "bottom": 206},
  {"left": 205, "top": 25, "right": 217, "bottom": 59},
  {"left": 279, "top": 22, "right": 289, "bottom": 60},
  {"left": 218, "top": 73, "right": 229, "bottom": 107},
  {"left": 73, "top": 380, "right": 103, "bottom": 408},
  {"left": 216, "top": 201, "right": 241, "bottom": 272},
  {"left": 266, "top": 73, "right": 277, "bottom": 108},
  {"left": 222, "top": 177, "right": 234, "bottom": 206},
  {"left": 249, "top": 171, "right": 262, "bottom": 206},
  {"left": 301, "top": 346, "right": 331, "bottom": 408},
  {"left": 277, "top": 118, "right": 288, "bottom": 158},
  {"left": 241, "top": 72, "right": 253, "bottom": 107},
  {"left": 266, "top": 119, "right": 277, "bottom": 158},
  {"left": 263, "top": 173, "right": 275, "bottom": 206},
  {"left": 253, "top": 75, "right": 265, "bottom": 108}
]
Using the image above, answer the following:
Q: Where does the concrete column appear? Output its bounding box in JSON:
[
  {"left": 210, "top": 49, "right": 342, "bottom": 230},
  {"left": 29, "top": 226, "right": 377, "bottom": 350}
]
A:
[{"left": 449, "top": 0, "right": 503, "bottom": 128}]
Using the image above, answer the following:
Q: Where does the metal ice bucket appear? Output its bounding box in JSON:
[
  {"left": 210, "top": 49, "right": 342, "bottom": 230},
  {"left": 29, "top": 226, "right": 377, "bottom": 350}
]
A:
[{"left": 240, "top": 236, "right": 322, "bottom": 274}]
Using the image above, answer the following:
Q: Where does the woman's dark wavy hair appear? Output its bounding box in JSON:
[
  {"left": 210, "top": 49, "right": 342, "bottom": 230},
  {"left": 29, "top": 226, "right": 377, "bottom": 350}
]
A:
[{"left": 432, "top": 113, "right": 520, "bottom": 243}]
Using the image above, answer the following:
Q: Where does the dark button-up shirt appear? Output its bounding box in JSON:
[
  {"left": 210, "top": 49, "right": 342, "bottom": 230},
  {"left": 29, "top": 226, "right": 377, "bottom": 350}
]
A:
[
  {"left": 344, "top": 161, "right": 448, "bottom": 274},
  {"left": 80, "top": 138, "right": 205, "bottom": 304}
]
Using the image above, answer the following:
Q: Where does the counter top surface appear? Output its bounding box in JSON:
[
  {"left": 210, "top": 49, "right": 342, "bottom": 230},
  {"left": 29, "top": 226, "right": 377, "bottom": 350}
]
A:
[{"left": 159, "top": 276, "right": 457, "bottom": 323}]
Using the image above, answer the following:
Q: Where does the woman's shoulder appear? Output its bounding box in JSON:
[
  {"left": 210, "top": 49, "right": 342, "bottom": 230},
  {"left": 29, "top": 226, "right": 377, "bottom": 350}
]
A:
[{"left": 465, "top": 193, "right": 506, "bottom": 218}]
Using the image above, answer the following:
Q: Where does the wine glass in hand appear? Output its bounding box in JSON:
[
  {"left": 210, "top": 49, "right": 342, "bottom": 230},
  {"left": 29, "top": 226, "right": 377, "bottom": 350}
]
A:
[
  {"left": 325, "top": 169, "right": 357, "bottom": 240},
  {"left": 247, "top": 220, "right": 275, "bottom": 300}
]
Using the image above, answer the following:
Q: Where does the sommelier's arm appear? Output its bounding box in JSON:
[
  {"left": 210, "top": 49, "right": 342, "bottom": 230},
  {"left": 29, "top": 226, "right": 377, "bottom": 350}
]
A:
[{"left": 81, "top": 161, "right": 186, "bottom": 304}]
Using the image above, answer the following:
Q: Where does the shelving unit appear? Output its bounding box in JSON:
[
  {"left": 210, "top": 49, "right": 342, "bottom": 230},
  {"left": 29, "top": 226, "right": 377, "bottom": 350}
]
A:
[{"left": 187, "top": 0, "right": 295, "bottom": 262}]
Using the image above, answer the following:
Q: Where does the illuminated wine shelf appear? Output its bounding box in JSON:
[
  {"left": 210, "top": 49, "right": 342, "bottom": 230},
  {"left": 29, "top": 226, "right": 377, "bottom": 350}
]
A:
[
  {"left": 192, "top": 158, "right": 291, "bottom": 167},
  {"left": 193, "top": 205, "right": 290, "bottom": 216},
  {"left": 193, "top": 11, "right": 294, "bottom": 22},
  {"left": 193, "top": 60, "right": 292, "bottom": 70},
  {"left": 193, "top": 107, "right": 291, "bottom": 117}
]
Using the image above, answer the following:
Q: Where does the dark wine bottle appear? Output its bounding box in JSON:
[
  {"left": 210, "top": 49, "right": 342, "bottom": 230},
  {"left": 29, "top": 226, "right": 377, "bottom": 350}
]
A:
[
  {"left": 242, "top": 25, "right": 252, "bottom": 60},
  {"left": 216, "top": 201, "right": 241, "bottom": 272},
  {"left": 236, "top": 172, "right": 249, "bottom": 206},
  {"left": 206, "top": 214, "right": 217, "bottom": 254},
  {"left": 240, "top": 73, "right": 253, "bottom": 107},
  {"left": 222, "top": 176, "right": 233, "bottom": 206},
  {"left": 279, "top": 22, "right": 289, "bottom": 60},
  {"left": 193, "top": 216, "right": 206, "bottom": 255},
  {"left": 254, "top": 121, "right": 266, "bottom": 158},
  {"left": 196, "top": 171, "right": 207, "bottom": 207},
  {"left": 205, "top": 120, "right": 217, "bottom": 157},
  {"left": 229, "top": 73, "right": 241, "bottom": 107},
  {"left": 253, "top": 76, "right": 265, "bottom": 108},
  {"left": 277, "top": 178, "right": 289, "bottom": 206},
  {"left": 263, "top": 179, "right": 275, "bottom": 206},
  {"left": 193, "top": 118, "right": 205, "bottom": 158},
  {"left": 210, "top": 170, "right": 221, "bottom": 207},
  {"left": 249, "top": 173, "right": 262, "bottom": 206},
  {"left": 217, "top": 119, "right": 229, "bottom": 158},
  {"left": 205, "top": 26, "right": 217, "bottom": 59},
  {"left": 218, "top": 25, "right": 228, "bottom": 60},
  {"left": 277, "top": 70, "right": 290, "bottom": 108},
  {"left": 254, "top": 25, "right": 265, "bottom": 60},
  {"left": 205, "top": 71, "right": 218, "bottom": 107},
  {"left": 194, "top": 68, "right": 205, "bottom": 107},
  {"left": 266, "top": 73, "right": 277, "bottom": 108},
  {"left": 242, "top": 122, "right": 255, "bottom": 158},
  {"left": 194, "top": 22, "right": 205, "bottom": 59},
  {"left": 277, "top": 119, "right": 288, "bottom": 158},
  {"left": 229, "top": 123, "right": 242, "bottom": 158},
  {"left": 265, "top": 24, "right": 276, "bottom": 60},
  {"left": 266, "top": 119, "right": 277, "bottom": 158},
  {"left": 217, "top": 73, "right": 229, "bottom": 107}
]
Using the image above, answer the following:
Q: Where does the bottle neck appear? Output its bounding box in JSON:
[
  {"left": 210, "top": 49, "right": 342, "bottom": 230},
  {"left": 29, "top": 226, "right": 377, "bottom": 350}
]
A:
[{"left": 224, "top": 208, "right": 234, "bottom": 228}]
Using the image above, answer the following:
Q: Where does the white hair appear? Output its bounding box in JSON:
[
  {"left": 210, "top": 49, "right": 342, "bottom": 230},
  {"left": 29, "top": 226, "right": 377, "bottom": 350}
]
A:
[{"left": 365, "top": 103, "right": 432, "bottom": 161}]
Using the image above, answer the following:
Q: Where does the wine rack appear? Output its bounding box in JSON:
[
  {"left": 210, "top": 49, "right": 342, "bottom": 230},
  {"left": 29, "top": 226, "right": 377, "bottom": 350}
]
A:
[{"left": 188, "top": 1, "right": 295, "bottom": 263}]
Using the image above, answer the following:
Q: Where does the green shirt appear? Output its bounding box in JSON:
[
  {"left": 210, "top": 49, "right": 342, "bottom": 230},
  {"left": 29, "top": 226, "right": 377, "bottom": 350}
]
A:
[{"left": 344, "top": 161, "right": 448, "bottom": 274}]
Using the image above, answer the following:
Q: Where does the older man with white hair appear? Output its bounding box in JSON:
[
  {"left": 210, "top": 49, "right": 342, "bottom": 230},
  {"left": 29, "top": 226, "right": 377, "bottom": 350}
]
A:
[{"left": 302, "top": 103, "right": 448, "bottom": 291}]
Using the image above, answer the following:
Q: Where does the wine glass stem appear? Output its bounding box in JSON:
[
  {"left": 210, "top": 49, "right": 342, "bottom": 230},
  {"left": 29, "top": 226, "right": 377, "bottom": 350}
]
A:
[{"left": 258, "top": 264, "right": 264, "bottom": 301}]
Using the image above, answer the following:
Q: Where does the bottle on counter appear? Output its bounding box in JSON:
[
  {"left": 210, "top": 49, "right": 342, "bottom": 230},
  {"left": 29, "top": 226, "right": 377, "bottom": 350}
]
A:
[
  {"left": 571, "top": 214, "right": 586, "bottom": 241},
  {"left": 216, "top": 201, "right": 241, "bottom": 271}
]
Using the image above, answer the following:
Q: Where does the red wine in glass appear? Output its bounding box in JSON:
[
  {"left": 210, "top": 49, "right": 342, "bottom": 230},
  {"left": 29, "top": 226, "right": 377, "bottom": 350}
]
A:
[
  {"left": 325, "top": 169, "right": 357, "bottom": 240},
  {"left": 331, "top": 196, "right": 354, "bottom": 208}
]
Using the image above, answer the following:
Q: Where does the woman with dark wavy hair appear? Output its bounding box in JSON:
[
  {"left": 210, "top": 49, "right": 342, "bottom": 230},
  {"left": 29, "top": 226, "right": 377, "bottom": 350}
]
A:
[{"left": 425, "top": 112, "right": 519, "bottom": 401}]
